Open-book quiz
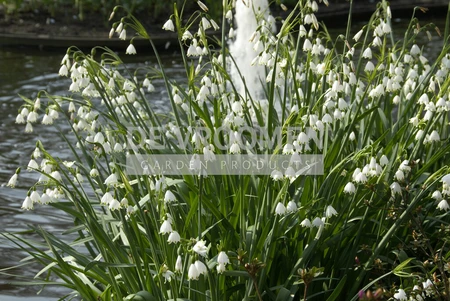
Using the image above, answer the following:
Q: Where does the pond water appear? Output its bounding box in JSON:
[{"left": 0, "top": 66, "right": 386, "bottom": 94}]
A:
[{"left": 0, "top": 16, "right": 447, "bottom": 300}]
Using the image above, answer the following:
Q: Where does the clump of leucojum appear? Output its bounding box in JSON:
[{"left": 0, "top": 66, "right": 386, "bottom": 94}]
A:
[{"left": 4, "top": 0, "right": 450, "bottom": 300}]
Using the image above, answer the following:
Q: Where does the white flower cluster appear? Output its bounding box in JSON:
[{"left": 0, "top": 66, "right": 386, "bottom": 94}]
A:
[
  {"left": 393, "top": 278, "right": 436, "bottom": 301},
  {"left": 432, "top": 174, "right": 450, "bottom": 211},
  {"left": 344, "top": 156, "right": 388, "bottom": 194}
]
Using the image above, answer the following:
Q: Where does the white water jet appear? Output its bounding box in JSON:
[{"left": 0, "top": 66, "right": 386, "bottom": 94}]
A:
[{"left": 229, "top": 0, "right": 274, "bottom": 101}]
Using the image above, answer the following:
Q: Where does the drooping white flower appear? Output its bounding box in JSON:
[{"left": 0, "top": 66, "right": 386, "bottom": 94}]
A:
[
  {"left": 229, "top": 142, "right": 241, "bottom": 154},
  {"left": 380, "top": 155, "right": 389, "bottom": 167},
  {"left": 390, "top": 182, "right": 402, "bottom": 195},
  {"left": 225, "top": 9, "right": 233, "bottom": 20},
  {"left": 182, "top": 30, "right": 193, "bottom": 41},
  {"left": 437, "top": 199, "right": 450, "bottom": 211},
  {"left": 90, "top": 168, "right": 99, "bottom": 177},
  {"left": 187, "top": 42, "right": 198, "bottom": 57},
  {"left": 126, "top": 44, "right": 136, "bottom": 55},
  {"left": 115, "top": 22, "right": 123, "bottom": 34},
  {"left": 109, "top": 27, "right": 114, "bottom": 38},
  {"left": 429, "top": 130, "right": 440, "bottom": 142},
  {"left": 159, "top": 220, "right": 173, "bottom": 234},
  {"left": 270, "top": 170, "right": 283, "bottom": 181},
  {"left": 94, "top": 132, "right": 105, "bottom": 144},
  {"left": 393, "top": 288, "right": 407, "bottom": 300},
  {"left": 119, "top": 29, "right": 127, "bottom": 40},
  {"left": 164, "top": 190, "right": 176, "bottom": 203},
  {"left": 120, "top": 198, "right": 128, "bottom": 208},
  {"left": 286, "top": 201, "right": 298, "bottom": 213},
  {"left": 189, "top": 154, "right": 202, "bottom": 172},
  {"left": 300, "top": 218, "right": 312, "bottom": 228},
  {"left": 33, "top": 147, "right": 42, "bottom": 158},
  {"left": 50, "top": 171, "right": 62, "bottom": 182},
  {"left": 392, "top": 95, "right": 400, "bottom": 104},
  {"left": 161, "top": 264, "right": 174, "bottom": 283},
  {"left": 193, "top": 240, "right": 208, "bottom": 257},
  {"left": 325, "top": 205, "right": 338, "bottom": 218},
  {"left": 203, "top": 145, "right": 216, "bottom": 162},
  {"left": 217, "top": 263, "right": 226, "bottom": 274},
  {"left": 7, "top": 173, "right": 18, "bottom": 188},
  {"left": 275, "top": 202, "right": 287, "bottom": 215},
  {"left": 101, "top": 192, "right": 113, "bottom": 205},
  {"left": 104, "top": 173, "right": 119, "bottom": 186},
  {"left": 197, "top": 0, "right": 208, "bottom": 12},
  {"left": 41, "top": 192, "right": 51, "bottom": 204},
  {"left": 422, "top": 279, "right": 433, "bottom": 291},
  {"left": 409, "top": 116, "right": 419, "bottom": 126},
  {"left": 349, "top": 132, "right": 356, "bottom": 141},
  {"left": 432, "top": 190, "right": 443, "bottom": 200},
  {"left": 424, "top": 110, "right": 434, "bottom": 121},
  {"left": 68, "top": 102, "right": 76, "bottom": 113},
  {"left": 352, "top": 168, "right": 362, "bottom": 181},
  {"left": 382, "top": 22, "right": 391, "bottom": 34},
  {"left": 109, "top": 198, "right": 120, "bottom": 211},
  {"left": 333, "top": 109, "right": 344, "bottom": 120},
  {"left": 395, "top": 170, "right": 405, "bottom": 181},
  {"left": 399, "top": 160, "right": 411, "bottom": 172},
  {"left": 344, "top": 182, "right": 356, "bottom": 194},
  {"left": 368, "top": 157, "right": 382, "bottom": 177},
  {"left": 195, "top": 260, "right": 208, "bottom": 275},
  {"left": 155, "top": 177, "right": 167, "bottom": 192},
  {"left": 59, "top": 64, "right": 68, "bottom": 76},
  {"left": 322, "top": 114, "right": 333, "bottom": 124},
  {"left": 201, "top": 17, "right": 211, "bottom": 30},
  {"left": 217, "top": 251, "right": 230, "bottom": 265},
  {"left": 126, "top": 206, "right": 135, "bottom": 215},
  {"left": 15, "top": 113, "right": 25, "bottom": 124},
  {"left": 364, "top": 61, "right": 375, "bottom": 72},
  {"left": 373, "top": 36, "right": 382, "bottom": 47},
  {"left": 418, "top": 93, "right": 429, "bottom": 105},
  {"left": 21, "top": 107, "right": 29, "bottom": 117},
  {"left": 162, "top": 19, "right": 175, "bottom": 32},
  {"left": 188, "top": 263, "right": 199, "bottom": 280},
  {"left": 354, "top": 172, "right": 368, "bottom": 184},
  {"left": 303, "top": 39, "right": 312, "bottom": 51},
  {"left": 410, "top": 44, "right": 421, "bottom": 56},
  {"left": 42, "top": 114, "right": 54, "bottom": 125},
  {"left": 175, "top": 255, "right": 183, "bottom": 272},
  {"left": 338, "top": 98, "right": 348, "bottom": 111},
  {"left": 173, "top": 93, "right": 183, "bottom": 105},
  {"left": 362, "top": 47, "right": 372, "bottom": 59},
  {"left": 312, "top": 217, "right": 324, "bottom": 228},
  {"left": 353, "top": 29, "right": 363, "bottom": 41},
  {"left": 113, "top": 143, "right": 123, "bottom": 152},
  {"left": 30, "top": 190, "right": 40, "bottom": 203},
  {"left": 168, "top": 231, "right": 181, "bottom": 244},
  {"left": 436, "top": 97, "right": 447, "bottom": 111},
  {"left": 22, "top": 196, "right": 33, "bottom": 210},
  {"left": 442, "top": 174, "right": 450, "bottom": 186}
]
